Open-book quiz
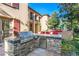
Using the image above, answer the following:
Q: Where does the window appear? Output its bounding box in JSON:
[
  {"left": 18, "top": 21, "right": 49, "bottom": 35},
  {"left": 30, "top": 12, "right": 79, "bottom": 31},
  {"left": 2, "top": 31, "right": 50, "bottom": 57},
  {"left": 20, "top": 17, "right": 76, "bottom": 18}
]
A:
[
  {"left": 39, "top": 17, "right": 41, "bottom": 22},
  {"left": 30, "top": 12, "right": 34, "bottom": 20},
  {"left": 35, "top": 15, "right": 37, "bottom": 21},
  {"left": 30, "top": 23, "right": 33, "bottom": 32},
  {"left": 2, "top": 20, "right": 10, "bottom": 38},
  {"left": 12, "top": 3, "right": 19, "bottom": 9}
]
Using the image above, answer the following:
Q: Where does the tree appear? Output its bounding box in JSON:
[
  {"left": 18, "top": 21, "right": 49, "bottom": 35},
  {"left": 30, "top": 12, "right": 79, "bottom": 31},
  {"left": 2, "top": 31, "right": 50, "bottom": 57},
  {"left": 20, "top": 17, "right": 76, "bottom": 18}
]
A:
[
  {"left": 59, "top": 3, "right": 79, "bottom": 55},
  {"left": 59, "top": 3, "right": 79, "bottom": 30},
  {"left": 48, "top": 12, "right": 59, "bottom": 29},
  {"left": 61, "top": 40, "right": 77, "bottom": 56}
]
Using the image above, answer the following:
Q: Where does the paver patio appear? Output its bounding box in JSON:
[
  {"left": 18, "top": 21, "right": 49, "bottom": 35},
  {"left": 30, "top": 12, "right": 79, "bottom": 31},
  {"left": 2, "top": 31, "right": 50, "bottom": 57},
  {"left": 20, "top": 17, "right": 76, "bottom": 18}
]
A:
[
  {"left": 0, "top": 43, "right": 5, "bottom": 56},
  {"left": 27, "top": 48, "right": 61, "bottom": 56}
]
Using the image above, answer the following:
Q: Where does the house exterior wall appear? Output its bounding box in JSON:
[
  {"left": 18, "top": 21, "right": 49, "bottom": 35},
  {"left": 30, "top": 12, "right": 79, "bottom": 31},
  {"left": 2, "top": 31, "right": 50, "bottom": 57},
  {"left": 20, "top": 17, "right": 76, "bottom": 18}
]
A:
[
  {"left": 28, "top": 7, "right": 41, "bottom": 33},
  {"left": 0, "top": 3, "right": 49, "bottom": 34},
  {"left": 40, "top": 15, "right": 49, "bottom": 31},
  {"left": 0, "top": 3, "right": 29, "bottom": 32},
  {"left": 0, "top": 3, "right": 19, "bottom": 18},
  {"left": 9, "top": 19, "right": 14, "bottom": 37},
  {"left": 19, "top": 3, "right": 29, "bottom": 32},
  {"left": 14, "top": 19, "right": 20, "bottom": 33}
]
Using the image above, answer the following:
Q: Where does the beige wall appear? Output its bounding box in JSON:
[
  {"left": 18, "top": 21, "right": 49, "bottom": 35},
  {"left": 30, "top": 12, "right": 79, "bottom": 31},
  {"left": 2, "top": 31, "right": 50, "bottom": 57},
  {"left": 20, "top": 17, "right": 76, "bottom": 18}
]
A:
[
  {"left": 62, "top": 31, "right": 73, "bottom": 40},
  {"left": 0, "top": 3, "right": 29, "bottom": 32},
  {"left": 40, "top": 15, "right": 49, "bottom": 31},
  {"left": 0, "top": 3, "right": 50, "bottom": 33},
  {"left": 28, "top": 8, "right": 41, "bottom": 33},
  {"left": 19, "top": 3, "right": 29, "bottom": 32},
  {"left": 0, "top": 4, "right": 18, "bottom": 18}
]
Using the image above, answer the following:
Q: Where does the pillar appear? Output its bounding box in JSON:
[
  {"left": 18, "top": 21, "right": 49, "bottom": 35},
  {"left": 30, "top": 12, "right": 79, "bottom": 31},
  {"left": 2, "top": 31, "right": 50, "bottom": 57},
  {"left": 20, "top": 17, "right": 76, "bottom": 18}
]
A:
[
  {"left": 9, "top": 19, "right": 14, "bottom": 37},
  {"left": 33, "top": 13, "right": 35, "bottom": 33}
]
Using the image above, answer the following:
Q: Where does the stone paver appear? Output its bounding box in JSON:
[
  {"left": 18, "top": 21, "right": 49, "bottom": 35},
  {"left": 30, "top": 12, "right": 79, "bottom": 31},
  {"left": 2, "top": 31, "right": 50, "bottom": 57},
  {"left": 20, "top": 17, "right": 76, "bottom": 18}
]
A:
[
  {"left": 27, "top": 48, "right": 61, "bottom": 56},
  {"left": 0, "top": 43, "right": 5, "bottom": 56}
]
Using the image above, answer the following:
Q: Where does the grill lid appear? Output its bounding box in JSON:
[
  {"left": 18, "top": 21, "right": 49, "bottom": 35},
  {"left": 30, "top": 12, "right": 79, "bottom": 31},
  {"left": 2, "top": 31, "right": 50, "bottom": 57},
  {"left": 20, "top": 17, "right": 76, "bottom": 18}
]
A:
[
  {"left": 19, "top": 31, "right": 34, "bottom": 43},
  {"left": 19, "top": 31, "right": 33, "bottom": 38}
]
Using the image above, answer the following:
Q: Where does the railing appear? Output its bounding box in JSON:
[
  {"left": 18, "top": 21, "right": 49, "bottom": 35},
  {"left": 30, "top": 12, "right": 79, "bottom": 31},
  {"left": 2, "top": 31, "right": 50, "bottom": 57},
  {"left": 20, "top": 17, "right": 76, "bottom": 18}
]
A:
[{"left": 34, "top": 33, "right": 62, "bottom": 39}]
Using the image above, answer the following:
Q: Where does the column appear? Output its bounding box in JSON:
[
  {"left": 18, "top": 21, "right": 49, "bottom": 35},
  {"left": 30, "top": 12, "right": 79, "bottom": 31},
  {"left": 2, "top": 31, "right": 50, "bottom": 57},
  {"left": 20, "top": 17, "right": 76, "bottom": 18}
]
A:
[
  {"left": 33, "top": 13, "right": 35, "bottom": 33},
  {"left": 9, "top": 19, "right": 14, "bottom": 37},
  {"left": 37, "top": 16, "right": 40, "bottom": 33}
]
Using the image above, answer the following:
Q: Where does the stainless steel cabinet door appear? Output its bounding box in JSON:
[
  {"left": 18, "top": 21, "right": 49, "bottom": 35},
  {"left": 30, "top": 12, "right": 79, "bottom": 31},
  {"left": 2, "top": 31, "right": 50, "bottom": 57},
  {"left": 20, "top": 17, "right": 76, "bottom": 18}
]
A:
[
  {"left": 0, "top": 19, "right": 2, "bottom": 43},
  {"left": 39, "top": 37, "right": 47, "bottom": 49}
]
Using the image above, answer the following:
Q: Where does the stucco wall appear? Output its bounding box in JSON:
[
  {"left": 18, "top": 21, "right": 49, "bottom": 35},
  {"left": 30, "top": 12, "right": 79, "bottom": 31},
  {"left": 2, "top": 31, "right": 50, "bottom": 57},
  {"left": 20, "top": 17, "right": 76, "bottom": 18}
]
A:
[
  {"left": 62, "top": 31, "right": 73, "bottom": 40},
  {"left": 14, "top": 19, "right": 20, "bottom": 32},
  {"left": 0, "top": 4, "right": 19, "bottom": 18},
  {"left": 0, "top": 3, "right": 29, "bottom": 32},
  {"left": 19, "top": 3, "right": 29, "bottom": 32},
  {"left": 40, "top": 15, "right": 49, "bottom": 31}
]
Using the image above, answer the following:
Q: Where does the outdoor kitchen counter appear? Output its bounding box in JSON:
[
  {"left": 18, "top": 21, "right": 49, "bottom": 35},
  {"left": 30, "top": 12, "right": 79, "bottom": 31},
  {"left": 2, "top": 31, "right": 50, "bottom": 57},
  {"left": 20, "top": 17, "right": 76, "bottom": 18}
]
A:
[
  {"left": 4, "top": 32, "right": 39, "bottom": 56},
  {"left": 4, "top": 32, "right": 62, "bottom": 56}
]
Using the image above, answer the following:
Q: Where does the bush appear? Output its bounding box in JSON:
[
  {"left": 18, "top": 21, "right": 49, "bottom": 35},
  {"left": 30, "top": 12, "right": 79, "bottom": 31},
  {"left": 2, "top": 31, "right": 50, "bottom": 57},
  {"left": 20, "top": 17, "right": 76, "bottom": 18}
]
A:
[{"left": 61, "top": 40, "right": 76, "bottom": 56}]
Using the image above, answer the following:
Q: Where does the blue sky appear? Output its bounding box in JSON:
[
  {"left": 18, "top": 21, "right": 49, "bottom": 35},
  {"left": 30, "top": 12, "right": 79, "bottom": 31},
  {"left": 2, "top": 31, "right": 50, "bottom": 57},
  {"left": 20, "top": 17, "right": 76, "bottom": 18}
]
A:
[{"left": 28, "top": 3, "right": 60, "bottom": 16}]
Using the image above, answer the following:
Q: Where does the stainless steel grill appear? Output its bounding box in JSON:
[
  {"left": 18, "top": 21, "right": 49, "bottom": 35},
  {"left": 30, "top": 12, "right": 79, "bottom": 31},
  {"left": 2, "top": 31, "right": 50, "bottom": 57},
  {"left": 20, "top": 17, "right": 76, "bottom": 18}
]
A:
[{"left": 19, "top": 31, "right": 33, "bottom": 43}]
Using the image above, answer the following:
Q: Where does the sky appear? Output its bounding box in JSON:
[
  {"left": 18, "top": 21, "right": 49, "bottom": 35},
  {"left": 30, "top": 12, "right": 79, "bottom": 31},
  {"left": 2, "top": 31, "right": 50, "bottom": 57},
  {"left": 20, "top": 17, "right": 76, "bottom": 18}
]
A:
[{"left": 28, "top": 3, "right": 60, "bottom": 16}]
